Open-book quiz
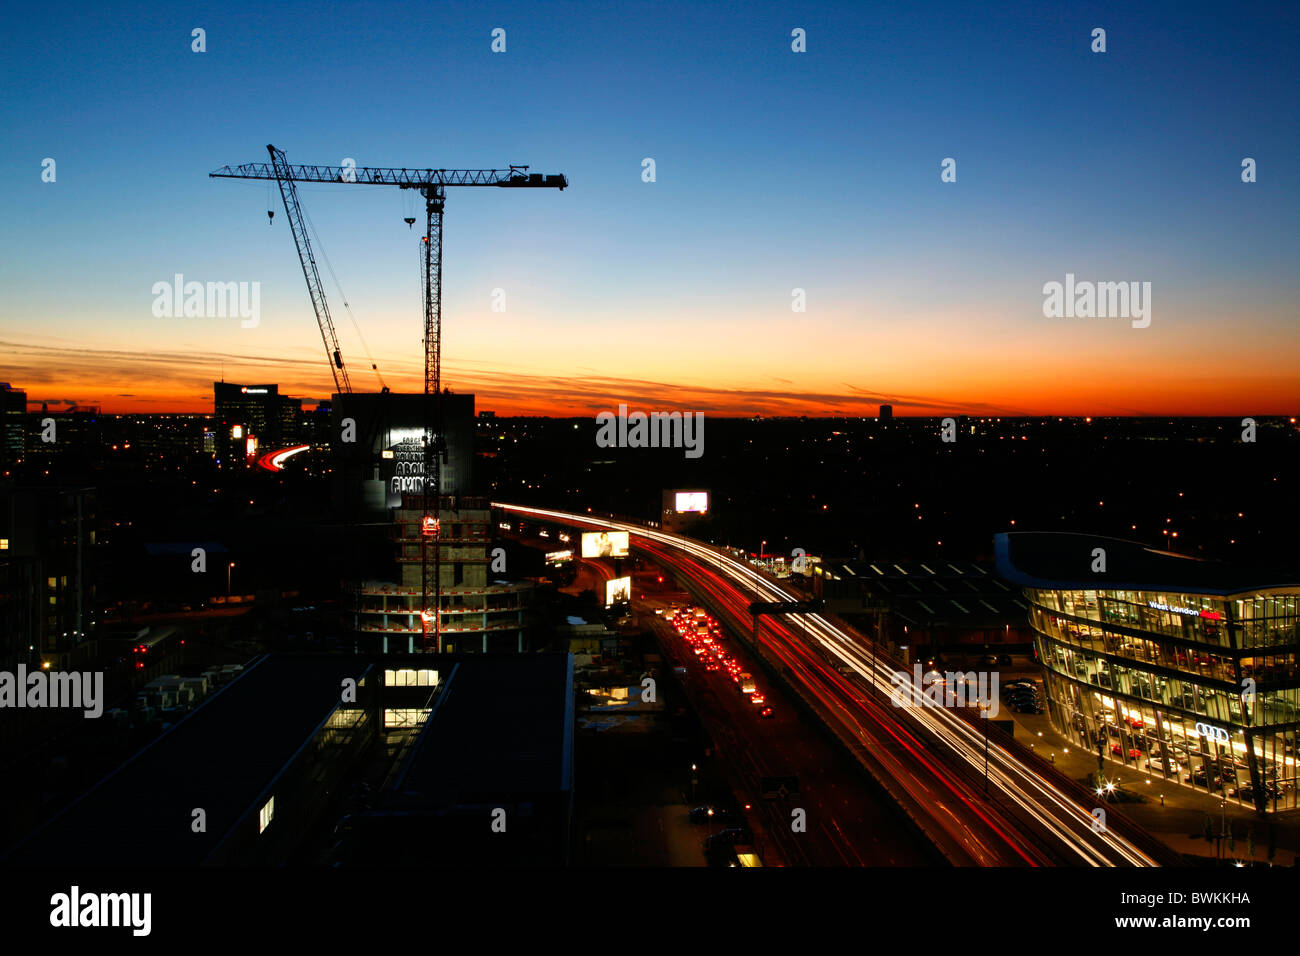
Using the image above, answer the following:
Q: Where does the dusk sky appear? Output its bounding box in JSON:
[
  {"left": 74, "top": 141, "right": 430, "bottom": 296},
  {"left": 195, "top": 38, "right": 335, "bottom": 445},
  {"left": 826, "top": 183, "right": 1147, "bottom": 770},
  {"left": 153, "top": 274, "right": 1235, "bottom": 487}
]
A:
[{"left": 3, "top": 0, "right": 1297, "bottom": 416}]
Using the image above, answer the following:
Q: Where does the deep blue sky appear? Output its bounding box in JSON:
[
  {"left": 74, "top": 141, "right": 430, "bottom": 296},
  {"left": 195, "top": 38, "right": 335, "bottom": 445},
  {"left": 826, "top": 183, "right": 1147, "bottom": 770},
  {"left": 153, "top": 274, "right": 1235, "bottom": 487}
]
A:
[{"left": 2, "top": 0, "right": 1297, "bottom": 414}]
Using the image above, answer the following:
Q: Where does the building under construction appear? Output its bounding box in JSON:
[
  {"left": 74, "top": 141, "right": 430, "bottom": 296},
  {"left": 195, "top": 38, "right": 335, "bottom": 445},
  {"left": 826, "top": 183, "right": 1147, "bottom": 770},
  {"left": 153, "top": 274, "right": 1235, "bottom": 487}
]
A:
[
  {"left": 329, "top": 391, "right": 532, "bottom": 654},
  {"left": 351, "top": 493, "right": 534, "bottom": 654}
]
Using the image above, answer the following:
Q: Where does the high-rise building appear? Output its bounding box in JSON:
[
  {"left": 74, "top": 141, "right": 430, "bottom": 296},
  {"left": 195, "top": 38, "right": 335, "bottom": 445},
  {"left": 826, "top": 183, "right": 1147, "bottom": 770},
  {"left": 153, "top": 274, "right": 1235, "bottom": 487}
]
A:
[
  {"left": 879, "top": 404, "right": 893, "bottom": 420},
  {"left": 0, "top": 485, "right": 98, "bottom": 668},
  {"left": 0, "top": 384, "right": 25, "bottom": 472},
  {"left": 338, "top": 391, "right": 534, "bottom": 654},
  {"left": 212, "top": 382, "right": 302, "bottom": 465}
]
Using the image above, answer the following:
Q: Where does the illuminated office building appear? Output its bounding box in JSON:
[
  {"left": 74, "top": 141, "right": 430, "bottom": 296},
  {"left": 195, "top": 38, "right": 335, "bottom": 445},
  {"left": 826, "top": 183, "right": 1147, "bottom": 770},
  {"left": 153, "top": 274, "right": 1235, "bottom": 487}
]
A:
[
  {"left": 213, "top": 382, "right": 301, "bottom": 465},
  {"left": 996, "top": 532, "right": 1299, "bottom": 812}
]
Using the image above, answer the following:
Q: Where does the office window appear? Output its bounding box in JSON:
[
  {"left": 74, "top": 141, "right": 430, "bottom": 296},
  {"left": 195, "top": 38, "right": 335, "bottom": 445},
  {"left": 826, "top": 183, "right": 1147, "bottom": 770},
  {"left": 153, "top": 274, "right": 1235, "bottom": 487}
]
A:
[{"left": 258, "top": 796, "right": 275, "bottom": 834}]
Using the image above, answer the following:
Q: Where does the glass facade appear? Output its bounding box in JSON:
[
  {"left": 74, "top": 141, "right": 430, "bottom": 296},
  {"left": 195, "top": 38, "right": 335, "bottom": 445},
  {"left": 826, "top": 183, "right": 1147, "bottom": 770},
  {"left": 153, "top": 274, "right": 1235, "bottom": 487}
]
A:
[{"left": 1026, "top": 586, "right": 1300, "bottom": 812}]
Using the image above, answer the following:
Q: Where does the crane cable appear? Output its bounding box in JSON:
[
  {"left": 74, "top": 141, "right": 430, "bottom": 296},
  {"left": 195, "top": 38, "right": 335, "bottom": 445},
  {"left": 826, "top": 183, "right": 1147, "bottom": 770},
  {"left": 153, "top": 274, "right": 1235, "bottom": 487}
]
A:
[{"left": 300, "top": 203, "right": 388, "bottom": 391}]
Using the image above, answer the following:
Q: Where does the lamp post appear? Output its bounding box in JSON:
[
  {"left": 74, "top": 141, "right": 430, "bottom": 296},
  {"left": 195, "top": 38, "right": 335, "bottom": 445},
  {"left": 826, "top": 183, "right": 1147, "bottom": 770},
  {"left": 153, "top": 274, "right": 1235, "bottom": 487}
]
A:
[
  {"left": 980, "top": 702, "right": 990, "bottom": 793},
  {"left": 227, "top": 561, "right": 235, "bottom": 596},
  {"left": 1219, "top": 798, "right": 1227, "bottom": 863}
]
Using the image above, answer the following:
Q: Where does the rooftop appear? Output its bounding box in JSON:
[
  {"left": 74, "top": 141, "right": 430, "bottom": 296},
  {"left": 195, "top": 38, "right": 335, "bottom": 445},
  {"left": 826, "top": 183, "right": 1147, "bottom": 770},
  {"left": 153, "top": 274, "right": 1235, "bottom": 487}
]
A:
[
  {"left": 395, "top": 654, "right": 574, "bottom": 800},
  {"left": 3, "top": 655, "right": 372, "bottom": 866},
  {"left": 994, "top": 532, "right": 1300, "bottom": 596}
]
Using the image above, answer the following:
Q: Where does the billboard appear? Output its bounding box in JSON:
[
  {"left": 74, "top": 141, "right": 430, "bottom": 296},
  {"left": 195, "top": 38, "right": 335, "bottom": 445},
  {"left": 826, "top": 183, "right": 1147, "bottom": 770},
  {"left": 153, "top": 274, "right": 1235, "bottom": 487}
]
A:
[
  {"left": 605, "top": 576, "right": 632, "bottom": 607},
  {"left": 674, "top": 491, "right": 709, "bottom": 513},
  {"left": 582, "top": 530, "right": 629, "bottom": 558}
]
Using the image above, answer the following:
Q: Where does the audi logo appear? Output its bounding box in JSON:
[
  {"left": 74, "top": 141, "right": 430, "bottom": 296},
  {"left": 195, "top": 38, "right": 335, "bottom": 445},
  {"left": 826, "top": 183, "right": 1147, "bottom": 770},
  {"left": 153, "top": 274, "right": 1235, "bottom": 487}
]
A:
[{"left": 1196, "top": 722, "right": 1230, "bottom": 742}]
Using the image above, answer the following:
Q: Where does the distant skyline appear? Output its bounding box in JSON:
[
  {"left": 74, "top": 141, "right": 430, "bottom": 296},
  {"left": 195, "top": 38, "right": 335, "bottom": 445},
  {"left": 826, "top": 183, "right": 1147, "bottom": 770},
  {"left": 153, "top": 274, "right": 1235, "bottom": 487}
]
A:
[{"left": 3, "top": 1, "right": 1298, "bottom": 417}]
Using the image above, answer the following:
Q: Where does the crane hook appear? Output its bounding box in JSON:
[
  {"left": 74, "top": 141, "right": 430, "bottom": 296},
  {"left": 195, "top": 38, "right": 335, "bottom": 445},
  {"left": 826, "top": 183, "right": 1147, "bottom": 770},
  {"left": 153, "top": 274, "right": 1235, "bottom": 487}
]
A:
[
  {"left": 267, "top": 210, "right": 275, "bottom": 225},
  {"left": 404, "top": 217, "right": 416, "bottom": 228}
]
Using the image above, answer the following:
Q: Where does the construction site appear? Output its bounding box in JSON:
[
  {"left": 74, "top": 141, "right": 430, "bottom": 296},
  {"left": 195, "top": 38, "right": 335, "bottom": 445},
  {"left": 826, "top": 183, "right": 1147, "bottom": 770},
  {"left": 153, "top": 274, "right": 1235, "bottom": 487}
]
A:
[{"left": 210, "top": 145, "right": 568, "bottom": 654}]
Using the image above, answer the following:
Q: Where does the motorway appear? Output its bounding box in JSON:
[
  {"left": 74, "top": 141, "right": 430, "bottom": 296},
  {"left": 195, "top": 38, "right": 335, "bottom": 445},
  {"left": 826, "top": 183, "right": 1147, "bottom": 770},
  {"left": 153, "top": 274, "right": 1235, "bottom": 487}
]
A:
[
  {"left": 499, "top": 503, "right": 1178, "bottom": 867},
  {"left": 645, "top": 602, "right": 937, "bottom": 865}
]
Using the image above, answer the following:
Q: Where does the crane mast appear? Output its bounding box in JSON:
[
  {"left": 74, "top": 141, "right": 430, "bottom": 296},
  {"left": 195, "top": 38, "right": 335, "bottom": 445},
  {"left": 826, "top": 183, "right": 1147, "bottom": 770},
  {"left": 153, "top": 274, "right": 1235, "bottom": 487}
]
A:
[
  {"left": 211, "top": 145, "right": 566, "bottom": 653},
  {"left": 419, "top": 184, "right": 446, "bottom": 648}
]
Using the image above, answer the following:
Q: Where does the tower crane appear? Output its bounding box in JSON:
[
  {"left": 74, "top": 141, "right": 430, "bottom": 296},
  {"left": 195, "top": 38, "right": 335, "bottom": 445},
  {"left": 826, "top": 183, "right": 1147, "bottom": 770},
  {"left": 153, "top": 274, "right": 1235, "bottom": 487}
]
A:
[
  {"left": 259, "top": 145, "right": 353, "bottom": 394},
  {"left": 211, "top": 145, "right": 567, "bottom": 651}
]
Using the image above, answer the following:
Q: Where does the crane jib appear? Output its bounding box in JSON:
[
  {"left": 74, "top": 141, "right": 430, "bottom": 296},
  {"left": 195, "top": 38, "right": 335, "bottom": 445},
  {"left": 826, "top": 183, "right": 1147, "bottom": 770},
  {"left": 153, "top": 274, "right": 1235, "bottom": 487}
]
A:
[{"left": 211, "top": 165, "right": 566, "bottom": 190}]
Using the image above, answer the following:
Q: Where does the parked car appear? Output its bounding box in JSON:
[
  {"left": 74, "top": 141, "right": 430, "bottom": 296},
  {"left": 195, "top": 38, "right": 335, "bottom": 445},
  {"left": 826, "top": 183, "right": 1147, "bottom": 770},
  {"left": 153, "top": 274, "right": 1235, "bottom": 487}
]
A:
[
  {"left": 1004, "top": 688, "right": 1039, "bottom": 702},
  {"left": 1145, "top": 755, "right": 1180, "bottom": 773},
  {"left": 996, "top": 654, "right": 1012, "bottom": 666},
  {"left": 1186, "top": 766, "right": 1225, "bottom": 790},
  {"left": 1229, "top": 783, "right": 1280, "bottom": 802}
]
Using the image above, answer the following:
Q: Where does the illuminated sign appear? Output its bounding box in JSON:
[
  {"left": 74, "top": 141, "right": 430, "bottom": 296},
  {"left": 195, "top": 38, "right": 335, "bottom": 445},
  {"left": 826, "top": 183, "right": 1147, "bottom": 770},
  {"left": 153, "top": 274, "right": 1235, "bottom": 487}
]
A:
[
  {"left": 675, "top": 491, "right": 708, "bottom": 513},
  {"left": 240, "top": 387, "right": 268, "bottom": 395},
  {"left": 387, "top": 437, "right": 427, "bottom": 495},
  {"left": 1148, "top": 601, "right": 1216, "bottom": 618},
  {"left": 604, "top": 576, "right": 631, "bottom": 607},
  {"left": 232, "top": 425, "right": 243, "bottom": 439},
  {"left": 582, "top": 531, "right": 629, "bottom": 558},
  {"left": 245, "top": 436, "right": 257, "bottom": 457},
  {"left": 545, "top": 550, "right": 573, "bottom": 563},
  {"left": 1195, "top": 722, "right": 1230, "bottom": 743},
  {"left": 387, "top": 427, "right": 431, "bottom": 445}
]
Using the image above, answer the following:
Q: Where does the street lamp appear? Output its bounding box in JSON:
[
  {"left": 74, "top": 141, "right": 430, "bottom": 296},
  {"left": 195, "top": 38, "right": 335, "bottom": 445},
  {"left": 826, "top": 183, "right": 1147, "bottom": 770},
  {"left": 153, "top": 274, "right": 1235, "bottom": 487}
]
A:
[
  {"left": 979, "top": 702, "right": 990, "bottom": 793},
  {"left": 227, "top": 562, "right": 235, "bottom": 596}
]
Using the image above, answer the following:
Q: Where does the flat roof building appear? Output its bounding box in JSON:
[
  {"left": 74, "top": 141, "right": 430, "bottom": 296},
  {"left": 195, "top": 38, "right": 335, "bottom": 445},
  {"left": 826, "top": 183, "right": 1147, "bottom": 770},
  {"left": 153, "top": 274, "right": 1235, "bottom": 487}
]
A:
[
  {"left": 341, "top": 654, "right": 574, "bottom": 866},
  {"left": 1, "top": 655, "right": 378, "bottom": 865},
  {"left": 811, "top": 558, "right": 1033, "bottom": 661}
]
